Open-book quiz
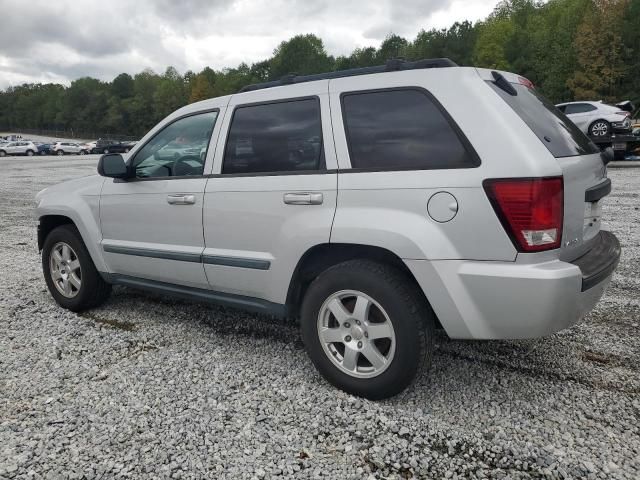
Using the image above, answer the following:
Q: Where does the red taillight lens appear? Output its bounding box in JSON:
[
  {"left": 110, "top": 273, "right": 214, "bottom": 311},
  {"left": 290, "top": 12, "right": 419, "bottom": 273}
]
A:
[
  {"left": 484, "top": 177, "right": 563, "bottom": 252},
  {"left": 518, "top": 76, "right": 535, "bottom": 89}
]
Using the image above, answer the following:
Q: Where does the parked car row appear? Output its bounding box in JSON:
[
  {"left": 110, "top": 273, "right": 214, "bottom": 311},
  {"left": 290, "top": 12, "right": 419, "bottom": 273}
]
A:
[{"left": 0, "top": 138, "right": 138, "bottom": 156}]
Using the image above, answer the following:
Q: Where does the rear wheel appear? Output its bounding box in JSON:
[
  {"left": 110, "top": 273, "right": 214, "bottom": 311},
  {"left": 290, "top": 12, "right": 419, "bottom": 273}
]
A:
[
  {"left": 42, "top": 225, "right": 111, "bottom": 311},
  {"left": 589, "top": 120, "right": 610, "bottom": 137},
  {"left": 0, "top": 150, "right": 5, "bottom": 157},
  {"left": 300, "top": 260, "right": 434, "bottom": 400},
  {"left": 26, "top": 149, "right": 34, "bottom": 156}
]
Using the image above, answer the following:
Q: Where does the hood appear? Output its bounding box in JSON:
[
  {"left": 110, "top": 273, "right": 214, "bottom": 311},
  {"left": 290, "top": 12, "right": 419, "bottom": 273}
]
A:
[
  {"left": 615, "top": 100, "right": 634, "bottom": 112},
  {"left": 36, "top": 174, "right": 105, "bottom": 204}
]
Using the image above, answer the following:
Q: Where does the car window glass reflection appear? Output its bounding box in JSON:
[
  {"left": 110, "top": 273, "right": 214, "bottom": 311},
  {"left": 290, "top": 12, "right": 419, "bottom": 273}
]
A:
[{"left": 132, "top": 111, "right": 218, "bottom": 178}]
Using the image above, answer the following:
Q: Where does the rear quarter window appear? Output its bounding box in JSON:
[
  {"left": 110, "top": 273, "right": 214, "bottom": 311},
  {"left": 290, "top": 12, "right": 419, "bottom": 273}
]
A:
[
  {"left": 341, "top": 88, "right": 479, "bottom": 170},
  {"left": 488, "top": 82, "right": 599, "bottom": 158}
]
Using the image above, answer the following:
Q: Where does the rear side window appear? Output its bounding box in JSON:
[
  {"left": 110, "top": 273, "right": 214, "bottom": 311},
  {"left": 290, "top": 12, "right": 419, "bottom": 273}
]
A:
[
  {"left": 341, "top": 89, "right": 478, "bottom": 170},
  {"left": 489, "top": 82, "right": 599, "bottom": 158},
  {"left": 565, "top": 103, "right": 597, "bottom": 114},
  {"left": 223, "top": 98, "right": 324, "bottom": 174}
]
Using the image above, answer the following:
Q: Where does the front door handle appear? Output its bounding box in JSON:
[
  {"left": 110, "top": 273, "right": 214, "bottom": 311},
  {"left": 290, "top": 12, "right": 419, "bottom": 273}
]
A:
[
  {"left": 283, "top": 192, "right": 323, "bottom": 205},
  {"left": 167, "top": 194, "right": 196, "bottom": 205}
]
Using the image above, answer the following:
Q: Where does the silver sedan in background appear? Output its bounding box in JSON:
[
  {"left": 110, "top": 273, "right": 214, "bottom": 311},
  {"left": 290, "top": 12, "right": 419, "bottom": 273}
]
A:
[{"left": 556, "top": 100, "right": 632, "bottom": 137}]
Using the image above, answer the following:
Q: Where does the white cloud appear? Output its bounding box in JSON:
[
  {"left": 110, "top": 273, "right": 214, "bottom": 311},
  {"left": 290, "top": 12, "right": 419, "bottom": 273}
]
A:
[{"left": 0, "top": 0, "right": 499, "bottom": 89}]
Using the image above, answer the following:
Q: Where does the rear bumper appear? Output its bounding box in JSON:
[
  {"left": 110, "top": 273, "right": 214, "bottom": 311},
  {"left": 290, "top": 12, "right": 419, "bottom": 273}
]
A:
[
  {"left": 571, "top": 231, "right": 620, "bottom": 291},
  {"left": 404, "top": 231, "right": 620, "bottom": 340}
]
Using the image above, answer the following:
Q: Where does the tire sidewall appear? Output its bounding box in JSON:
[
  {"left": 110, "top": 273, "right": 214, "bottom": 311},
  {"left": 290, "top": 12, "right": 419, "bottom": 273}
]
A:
[
  {"left": 301, "top": 263, "right": 426, "bottom": 399},
  {"left": 42, "top": 225, "right": 102, "bottom": 312}
]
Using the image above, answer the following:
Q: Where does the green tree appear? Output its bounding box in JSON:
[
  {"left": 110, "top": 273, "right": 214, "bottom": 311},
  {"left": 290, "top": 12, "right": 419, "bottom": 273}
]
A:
[
  {"left": 269, "top": 34, "right": 334, "bottom": 79},
  {"left": 568, "top": 0, "right": 629, "bottom": 100}
]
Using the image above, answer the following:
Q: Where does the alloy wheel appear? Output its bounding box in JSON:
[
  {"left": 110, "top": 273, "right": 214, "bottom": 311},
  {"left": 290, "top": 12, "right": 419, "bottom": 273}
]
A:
[
  {"left": 591, "top": 121, "right": 609, "bottom": 136},
  {"left": 49, "top": 242, "right": 82, "bottom": 298},
  {"left": 317, "top": 290, "right": 396, "bottom": 378}
]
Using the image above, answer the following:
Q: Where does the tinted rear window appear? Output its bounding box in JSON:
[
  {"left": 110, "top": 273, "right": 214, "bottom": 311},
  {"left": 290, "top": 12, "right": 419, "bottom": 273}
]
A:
[
  {"left": 489, "top": 82, "right": 598, "bottom": 158},
  {"left": 223, "top": 98, "right": 323, "bottom": 174},
  {"left": 341, "top": 89, "right": 478, "bottom": 170}
]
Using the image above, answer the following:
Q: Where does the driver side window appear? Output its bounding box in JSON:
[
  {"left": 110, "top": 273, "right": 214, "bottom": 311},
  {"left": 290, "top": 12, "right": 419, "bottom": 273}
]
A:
[{"left": 131, "top": 110, "right": 218, "bottom": 178}]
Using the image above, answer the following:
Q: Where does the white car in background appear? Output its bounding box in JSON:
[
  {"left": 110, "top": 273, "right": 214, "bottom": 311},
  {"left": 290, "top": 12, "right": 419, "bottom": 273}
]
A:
[
  {"left": 51, "top": 142, "right": 83, "bottom": 155},
  {"left": 556, "top": 101, "right": 632, "bottom": 137},
  {"left": 80, "top": 141, "right": 97, "bottom": 154},
  {"left": 0, "top": 140, "right": 39, "bottom": 156}
]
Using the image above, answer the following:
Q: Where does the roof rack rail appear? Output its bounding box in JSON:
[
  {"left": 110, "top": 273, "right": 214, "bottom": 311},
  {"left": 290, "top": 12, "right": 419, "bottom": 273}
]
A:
[{"left": 238, "top": 57, "right": 458, "bottom": 93}]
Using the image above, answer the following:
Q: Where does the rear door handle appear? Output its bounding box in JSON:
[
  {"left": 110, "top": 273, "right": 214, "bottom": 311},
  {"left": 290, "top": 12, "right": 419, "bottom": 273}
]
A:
[
  {"left": 167, "top": 194, "right": 196, "bottom": 205},
  {"left": 283, "top": 192, "right": 323, "bottom": 205}
]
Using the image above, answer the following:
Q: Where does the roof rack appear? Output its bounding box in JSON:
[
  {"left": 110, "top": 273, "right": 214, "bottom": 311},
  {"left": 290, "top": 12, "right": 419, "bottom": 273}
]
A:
[{"left": 238, "top": 57, "right": 458, "bottom": 93}]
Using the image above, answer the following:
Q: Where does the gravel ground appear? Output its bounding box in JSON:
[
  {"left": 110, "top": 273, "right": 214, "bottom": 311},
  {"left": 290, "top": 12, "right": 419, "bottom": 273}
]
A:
[{"left": 1, "top": 155, "right": 638, "bottom": 480}]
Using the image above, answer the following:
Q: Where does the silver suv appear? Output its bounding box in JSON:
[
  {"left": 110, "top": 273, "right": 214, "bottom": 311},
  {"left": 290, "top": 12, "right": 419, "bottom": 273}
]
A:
[{"left": 36, "top": 59, "right": 621, "bottom": 399}]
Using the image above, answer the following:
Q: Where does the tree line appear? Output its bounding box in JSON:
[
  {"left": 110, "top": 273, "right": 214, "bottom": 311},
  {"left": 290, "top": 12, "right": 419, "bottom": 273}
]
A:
[{"left": 0, "top": 0, "right": 637, "bottom": 138}]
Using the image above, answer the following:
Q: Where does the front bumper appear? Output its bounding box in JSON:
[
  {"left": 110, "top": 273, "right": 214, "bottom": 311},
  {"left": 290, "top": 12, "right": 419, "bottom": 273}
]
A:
[{"left": 405, "top": 231, "right": 620, "bottom": 340}]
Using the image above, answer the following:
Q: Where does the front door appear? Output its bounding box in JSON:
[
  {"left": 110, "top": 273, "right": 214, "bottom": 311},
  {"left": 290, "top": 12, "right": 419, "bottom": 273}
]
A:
[{"left": 100, "top": 109, "right": 222, "bottom": 289}]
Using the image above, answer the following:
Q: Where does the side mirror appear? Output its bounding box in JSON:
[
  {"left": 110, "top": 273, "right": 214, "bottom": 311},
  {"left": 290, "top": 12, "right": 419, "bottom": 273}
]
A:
[
  {"left": 600, "top": 147, "right": 614, "bottom": 165},
  {"left": 97, "top": 153, "right": 129, "bottom": 178}
]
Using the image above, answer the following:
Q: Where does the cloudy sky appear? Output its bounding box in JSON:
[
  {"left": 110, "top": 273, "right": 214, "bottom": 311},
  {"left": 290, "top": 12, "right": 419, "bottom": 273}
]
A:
[{"left": 0, "top": 0, "right": 499, "bottom": 89}]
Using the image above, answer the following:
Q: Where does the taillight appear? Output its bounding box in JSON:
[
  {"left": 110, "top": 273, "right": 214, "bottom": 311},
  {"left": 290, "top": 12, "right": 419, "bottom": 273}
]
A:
[
  {"left": 518, "top": 76, "right": 535, "bottom": 89},
  {"left": 614, "top": 111, "right": 630, "bottom": 117},
  {"left": 484, "top": 177, "right": 563, "bottom": 252}
]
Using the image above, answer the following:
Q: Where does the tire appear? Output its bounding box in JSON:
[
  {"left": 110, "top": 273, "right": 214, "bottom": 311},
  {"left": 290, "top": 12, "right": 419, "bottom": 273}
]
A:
[
  {"left": 300, "top": 259, "right": 435, "bottom": 400},
  {"left": 42, "top": 224, "right": 111, "bottom": 312},
  {"left": 589, "top": 119, "right": 610, "bottom": 137},
  {"left": 80, "top": 150, "right": 86, "bottom": 155},
  {"left": 26, "top": 149, "right": 34, "bottom": 156},
  {"left": 57, "top": 150, "right": 64, "bottom": 156},
  {"left": 0, "top": 150, "right": 5, "bottom": 157},
  {"left": 103, "top": 148, "right": 109, "bottom": 154}
]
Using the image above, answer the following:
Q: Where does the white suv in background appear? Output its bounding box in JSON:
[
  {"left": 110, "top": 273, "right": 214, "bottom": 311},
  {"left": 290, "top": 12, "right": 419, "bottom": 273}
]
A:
[
  {"left": 556, "top": 101, "right": 632, "bottom": 137},
  {"left": 0, "top": 140, "right": 38, "bottom": 156},
  {"left": 35, "top": 59, "right": 621, "bottom": 399},
  {"left": 52, "top": 142, "right": 83, "bottom": 155}
]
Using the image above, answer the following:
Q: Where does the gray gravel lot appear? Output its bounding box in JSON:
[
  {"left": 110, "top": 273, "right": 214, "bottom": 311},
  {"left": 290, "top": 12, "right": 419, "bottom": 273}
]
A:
[{"left": 1, "top": 155, "right": 639, "bottom": 479}]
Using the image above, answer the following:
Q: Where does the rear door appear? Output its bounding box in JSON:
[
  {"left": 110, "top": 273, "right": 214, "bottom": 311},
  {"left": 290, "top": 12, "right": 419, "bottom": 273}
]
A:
[
  {"left": 481, "top": 70, "right": 607, "bottom": 261},
  {"left": 202, "top": 81, "right": 337, "bottom": 304}
]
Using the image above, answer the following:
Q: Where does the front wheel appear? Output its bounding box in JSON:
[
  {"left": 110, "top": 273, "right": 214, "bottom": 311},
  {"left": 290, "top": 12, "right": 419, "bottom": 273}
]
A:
[
  {"left": 300, "top": 260, "right": 434, "bottom": 400},
  {"left": 0, "top": 150, "right": 5, "bottom": 157},
  {"left": 57, "top": 150, "right": 64, "bottom": 156},
  {"left": 42, "top": 224, "right": 111, "bottom": 311},
  {"left": 589, "top": 120, "right": 610, "bottom": 137}
]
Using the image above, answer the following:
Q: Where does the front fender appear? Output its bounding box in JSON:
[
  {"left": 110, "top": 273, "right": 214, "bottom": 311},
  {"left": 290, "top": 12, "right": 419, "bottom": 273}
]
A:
[{"left": 36, "top": 176, "right": 107, "bottom": 272}]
